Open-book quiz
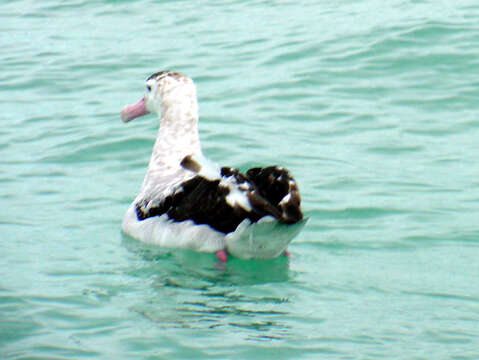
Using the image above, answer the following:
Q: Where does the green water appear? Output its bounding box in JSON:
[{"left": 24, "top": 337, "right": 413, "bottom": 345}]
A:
[{"left": 2, "top": 0, "right": 479, "bottom": 358}]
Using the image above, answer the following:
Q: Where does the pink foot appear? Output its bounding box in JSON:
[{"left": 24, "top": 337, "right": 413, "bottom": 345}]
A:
[
  {"left": 283, "top": 250, "right": 291, "bottom": 257},
  {"left": 215, "top": 249, "right": 227, "bottom": 262}
]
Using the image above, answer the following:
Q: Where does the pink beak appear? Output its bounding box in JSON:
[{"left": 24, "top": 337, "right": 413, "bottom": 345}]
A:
[{"left": 120, "top": 96, "right": 149, "bottom": 123}]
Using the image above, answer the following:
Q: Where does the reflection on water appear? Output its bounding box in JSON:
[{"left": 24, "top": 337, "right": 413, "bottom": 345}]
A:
[
  {"left": 122, "top": 233, "right": 292, "bottom": 285},
  {"left": 122, "top": 235, "right": 293, "bottom": 339}
]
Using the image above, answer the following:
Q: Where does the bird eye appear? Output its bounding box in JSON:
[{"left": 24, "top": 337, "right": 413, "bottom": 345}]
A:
[{"left": 146, "top": 85, "right": 152, "bottom": 92}]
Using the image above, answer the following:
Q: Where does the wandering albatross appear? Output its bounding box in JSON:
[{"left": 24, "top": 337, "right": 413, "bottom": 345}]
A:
[{"left": 120, "top": 71, "right": 306, "bottom": 261}]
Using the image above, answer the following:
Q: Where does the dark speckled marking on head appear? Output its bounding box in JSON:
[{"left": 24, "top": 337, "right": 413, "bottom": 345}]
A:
[{"left": 147, "top": 70, "right": 186, "bottom": 82}]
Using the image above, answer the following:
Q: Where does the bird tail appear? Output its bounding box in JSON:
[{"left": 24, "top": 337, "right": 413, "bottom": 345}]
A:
[{"left": 225, "top": 216, "right": 308, "bottom": 259}]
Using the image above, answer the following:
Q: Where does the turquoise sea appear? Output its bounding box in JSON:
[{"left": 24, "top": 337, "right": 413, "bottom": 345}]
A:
[{"left": 2, "top": 0, "right": 479, "bottom": 358}]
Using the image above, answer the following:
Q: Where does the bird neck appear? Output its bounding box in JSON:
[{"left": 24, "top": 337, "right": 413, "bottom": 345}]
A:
[{"left": 147, "top": 96, "right": 202, "bottom": 176}]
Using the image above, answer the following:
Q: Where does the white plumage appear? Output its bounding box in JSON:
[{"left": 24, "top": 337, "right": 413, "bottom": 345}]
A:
[{"left": 120, "top": 71, "right": 306, "bottom": 260}]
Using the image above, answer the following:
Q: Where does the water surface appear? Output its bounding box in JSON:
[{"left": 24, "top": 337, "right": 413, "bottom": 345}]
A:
[{"left": 2, "top": 0, "right": 479, "bottom": 358}]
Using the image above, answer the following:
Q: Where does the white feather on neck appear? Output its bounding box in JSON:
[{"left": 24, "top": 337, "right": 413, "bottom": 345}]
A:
[{"left": 137, "top": 82, "right": 202, "bottom": 201}]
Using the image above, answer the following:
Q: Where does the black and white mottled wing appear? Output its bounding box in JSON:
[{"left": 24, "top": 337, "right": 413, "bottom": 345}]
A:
[{"left": 134, "top": 155, "right": 303, "bottom": 235}]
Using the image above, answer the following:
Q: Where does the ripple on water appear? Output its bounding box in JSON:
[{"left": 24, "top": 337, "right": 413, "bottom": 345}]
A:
[{"left": 3, "top": 0, "right": 479, "bottom": 359}]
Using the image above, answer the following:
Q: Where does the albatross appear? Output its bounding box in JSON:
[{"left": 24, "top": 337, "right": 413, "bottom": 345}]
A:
[{"left": 120, "top": 71, "right": 306, "bottom": 261}]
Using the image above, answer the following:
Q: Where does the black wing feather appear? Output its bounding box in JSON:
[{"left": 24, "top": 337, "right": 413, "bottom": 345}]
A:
[{"left": 135, "top": 166, "right": 303, "bottom": 234}]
